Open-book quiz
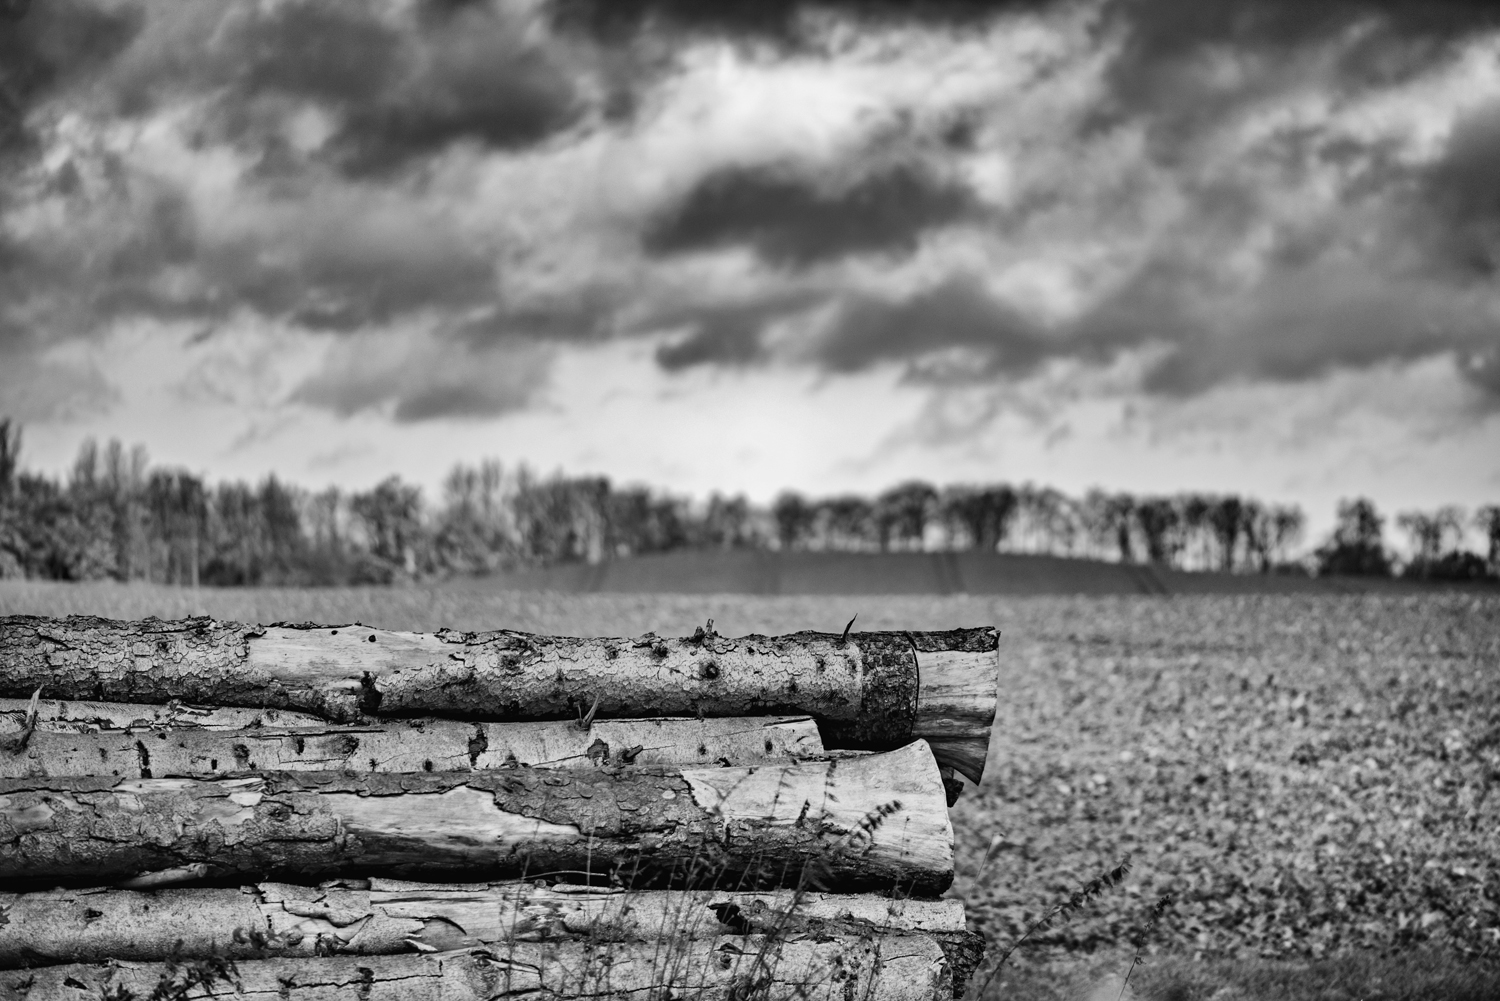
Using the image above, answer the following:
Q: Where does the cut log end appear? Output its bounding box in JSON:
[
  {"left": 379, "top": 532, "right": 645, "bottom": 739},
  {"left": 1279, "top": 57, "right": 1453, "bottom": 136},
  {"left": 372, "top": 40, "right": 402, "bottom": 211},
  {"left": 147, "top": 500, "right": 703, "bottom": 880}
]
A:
[{"left": 913, "top": 644, "right": 999, "bottom": 784}]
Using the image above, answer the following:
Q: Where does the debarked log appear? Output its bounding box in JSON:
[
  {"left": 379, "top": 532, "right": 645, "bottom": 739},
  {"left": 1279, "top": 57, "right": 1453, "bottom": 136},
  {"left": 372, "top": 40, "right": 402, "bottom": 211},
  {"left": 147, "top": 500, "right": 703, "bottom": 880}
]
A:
[
  {"left": 0, "top": 740, "right": 952, "bottom": 893},
  {"left": 0, "top": 616, "right": 999, "bottom": 781},
  {"left": 0, "top": 714, "right": 824, "bottom": 779},
  {"left": 0, "top": 880, "right": 975, "bottom": 970},
  {"left": 1, "top": 938, "right": 952, "bottom": 1001},
  {"left": 0, "top": 698, "right": 329, "bottom": 733}
]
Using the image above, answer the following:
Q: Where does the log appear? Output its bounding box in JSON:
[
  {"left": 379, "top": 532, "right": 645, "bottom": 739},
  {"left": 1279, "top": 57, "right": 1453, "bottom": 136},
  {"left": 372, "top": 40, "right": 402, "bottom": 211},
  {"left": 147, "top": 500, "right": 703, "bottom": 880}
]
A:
[
  {"left": 0, "top": 879, "right": 967, "bottom": 960},
  {"left": 0, "top": 617, "right": 999, "bottom": 781},
  {"left": 0, "top": 740, "right": 952, "bottom": 893},
  {"left": 0, "top": 698, "right": 328, "bottom": 733},
  {"left": 0, "top": 938, "right": 952, "bottom": 1001},
  {"left": 0, "top": 715, "right": 824, "bottom": 778}
]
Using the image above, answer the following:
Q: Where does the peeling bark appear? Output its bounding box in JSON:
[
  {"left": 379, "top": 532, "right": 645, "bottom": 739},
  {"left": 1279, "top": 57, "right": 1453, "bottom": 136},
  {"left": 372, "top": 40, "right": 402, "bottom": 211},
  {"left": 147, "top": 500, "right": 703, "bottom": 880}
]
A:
[
  {"left": 0, "top": 617, "right": 998, "bottom": 780},
  {"left": 2, "top": 937, "right": 951, "bottom": 1001},
  {"left": 0, "top": 715, "right": 824, "bottom": 779},
  {"left": 0, "top": 741, "right": 952, "bottom": 894}
]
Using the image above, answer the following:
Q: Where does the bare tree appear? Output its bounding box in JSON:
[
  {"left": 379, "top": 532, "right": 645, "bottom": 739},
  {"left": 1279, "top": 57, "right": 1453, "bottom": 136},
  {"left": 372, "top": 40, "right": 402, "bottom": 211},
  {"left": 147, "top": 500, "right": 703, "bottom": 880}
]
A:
[
  {"left": 0, "top": 418, "right": 19, "bottom": 504},
  {"left": 875, "top": 480, "right": 937, "bottom": 552},
  {"left": 1477, "top": 505, "right": 1500, "bottom": 573},
  {"left": 1134, "top": 497, "right": 1184, "bottom": 566},
  {"left": 939, "top": 485, "right": 1017, "bottom": 553}
]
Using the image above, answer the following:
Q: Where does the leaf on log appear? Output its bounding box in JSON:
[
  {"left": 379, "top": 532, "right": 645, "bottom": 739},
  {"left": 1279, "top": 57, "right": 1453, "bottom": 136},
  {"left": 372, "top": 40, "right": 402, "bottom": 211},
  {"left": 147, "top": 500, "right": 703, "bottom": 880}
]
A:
[
  {"left": 0, "top": 616, "right": 998, "bottom": 780},
  {"left": 0, "top": 741, "right": 953, "bottom": 894},
  {"left": 1, "top": 937, "right": 952, "bottom": 1001},
  {"left": 0, "top": 715, "right": 824, "bottom": 778}
]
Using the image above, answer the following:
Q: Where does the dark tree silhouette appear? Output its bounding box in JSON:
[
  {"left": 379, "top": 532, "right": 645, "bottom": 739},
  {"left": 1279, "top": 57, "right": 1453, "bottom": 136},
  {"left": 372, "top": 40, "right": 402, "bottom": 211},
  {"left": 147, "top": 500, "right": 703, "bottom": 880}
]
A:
[
  {"left": 772, "top": 490, "right": 815, "bottom": 551},
  {"left": 940, "top": 485, "right": 1017, "bottom": 552},
  {"left": 1316, "top": 498, "right": 1392, "bottom": 577},
  {"left": 1207, "top": 495, "right": 1245, "bottom": 572},
  {"left": 875, "top": 480, "right": 937, "bottom": 551},
  {"left": 1478, "top": 505, "right": 1500, "bottom": 573},
  {"left": 0, "top": 419, "right": 19, "bottom": 503},
  {"left": 1134, "top": 497, "right": 1182, "bottom": 565},
  {"left": 13, "top": 412, "right": 1498, "bottom": 586}
]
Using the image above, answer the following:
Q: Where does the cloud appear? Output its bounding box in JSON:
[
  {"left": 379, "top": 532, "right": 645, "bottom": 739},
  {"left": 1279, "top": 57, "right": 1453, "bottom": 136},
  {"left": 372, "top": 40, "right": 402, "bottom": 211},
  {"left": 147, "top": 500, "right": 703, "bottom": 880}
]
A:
[
  {"left": 550, "top": 0, "right": 1031, "bottom": 46},
  {"left": 0, "top": 334, "right": 116, "bottom": 423},
  {"left": 815, "top": 277, "right": 1050, "bottom": 375},
  {"left": 1419, "top": 100, "right": 1500, "bottom": 279},
  {"left": 106, "top": 1, "right": 587, "bottom": 177},
  {"left": 650, "top": 291, "right": 826, "bottom": 370},
  {"left": 290, "top": 332, "right": 554, "bottom": 423},
  {"left": 3, "top": 0, "right": 1500, "bottom": 438},
  {"left": 0, "top": 0, "right": 142, "bottom": 161},
  {"left": 239, "top": 1, "right": 582, "bottom": 177},
  {"left": 643, "top": 162, "right": 980, "bottom": 266}
]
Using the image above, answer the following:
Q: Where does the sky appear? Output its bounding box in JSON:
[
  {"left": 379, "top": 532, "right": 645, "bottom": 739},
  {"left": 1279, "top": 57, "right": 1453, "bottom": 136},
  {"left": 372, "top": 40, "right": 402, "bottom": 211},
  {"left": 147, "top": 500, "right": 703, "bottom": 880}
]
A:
[{"left": 2, "top": 0, "right": 1499, "bottom": 540}]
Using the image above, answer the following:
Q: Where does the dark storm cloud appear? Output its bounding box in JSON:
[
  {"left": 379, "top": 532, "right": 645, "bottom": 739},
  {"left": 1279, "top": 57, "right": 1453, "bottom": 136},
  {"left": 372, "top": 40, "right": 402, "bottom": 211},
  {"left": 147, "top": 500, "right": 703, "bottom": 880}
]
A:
[
  {"left": 1096, "top": 0, "right": 1500, "bottom": 155},
  {"left": 1111, "top": 0, "right": 1500, "bottom": 66},
  {"left": 549, "top": 0, "right": 1025, "bottom": 45},
  {"left": 817, "top": 277, "right": 1051, "bottom": 375},
  {"left": 1420, "top": 102, "right": 1500, "bottom": 279},
  {"left": 0, "top": 0, "right": 141, "bottom": 159},
  {"left": 644, "top": 163, "right": 980, "bottom": 267},
  {"left": 204, "top": 223, "right": 499, "bottom": 333},
  {"left": 651, "top": 292, "right": 827, "bottom": 371},
  {"left": 120, "top": 0, "right": 585, "bottom": 177}
]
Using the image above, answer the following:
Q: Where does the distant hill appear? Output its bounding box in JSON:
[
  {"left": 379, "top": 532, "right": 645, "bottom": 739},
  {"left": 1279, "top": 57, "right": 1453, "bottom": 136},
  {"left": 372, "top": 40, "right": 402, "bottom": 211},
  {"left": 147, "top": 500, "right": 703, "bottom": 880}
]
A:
[{"left": 444, "top": 551, "right": 1478, "bottom": 596}]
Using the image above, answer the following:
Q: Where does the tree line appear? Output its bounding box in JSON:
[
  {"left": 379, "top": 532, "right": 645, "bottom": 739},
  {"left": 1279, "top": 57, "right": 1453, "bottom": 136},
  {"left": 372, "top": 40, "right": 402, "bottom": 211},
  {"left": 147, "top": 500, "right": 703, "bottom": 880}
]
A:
[{"left": 1, "top": 420, "right": 1496, "bottom": 585}]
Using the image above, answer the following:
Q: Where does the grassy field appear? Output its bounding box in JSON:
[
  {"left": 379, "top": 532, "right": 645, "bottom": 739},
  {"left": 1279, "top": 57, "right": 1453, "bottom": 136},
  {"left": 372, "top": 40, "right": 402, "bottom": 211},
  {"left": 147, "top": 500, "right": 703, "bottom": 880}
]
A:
[{"left": 3, "top": 580, "right": 1498, "bottom": 1000}]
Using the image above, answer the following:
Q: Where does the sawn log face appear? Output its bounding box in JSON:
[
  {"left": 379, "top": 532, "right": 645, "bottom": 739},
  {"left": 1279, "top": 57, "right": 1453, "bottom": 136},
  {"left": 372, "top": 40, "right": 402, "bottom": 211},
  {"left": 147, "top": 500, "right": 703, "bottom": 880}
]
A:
[
  {"left": 1, "top": 937, "right": 952, "bottom": 1001},
  {"left": 0, "top": 741, "right": 953, "bottom": 894},
  {"left": 0, "top": 616, "right": 998, "bottom": 777}
]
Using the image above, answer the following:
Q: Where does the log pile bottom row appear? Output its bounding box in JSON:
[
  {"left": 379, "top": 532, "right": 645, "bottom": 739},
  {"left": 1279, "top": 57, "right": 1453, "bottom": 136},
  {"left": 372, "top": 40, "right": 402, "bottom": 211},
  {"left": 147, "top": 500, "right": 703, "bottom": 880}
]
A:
[{"left": 4, "top": 938, "right": 954, "bottom": 1001}]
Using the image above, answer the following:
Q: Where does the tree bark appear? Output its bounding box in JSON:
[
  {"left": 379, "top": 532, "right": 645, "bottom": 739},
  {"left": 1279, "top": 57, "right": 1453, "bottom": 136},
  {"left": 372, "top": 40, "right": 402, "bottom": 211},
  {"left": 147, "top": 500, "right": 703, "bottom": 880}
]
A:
[
  {"left": 0, "top": 741, "right": 952, "bottom": 894},
  {"left": 1, "top": 937, "right": 952, "bottom": 1001},
  {"left": 0, "top": 715, "right": 824, "bottom": 779},
  {"left": 0, "top": 617, "right": 998, "bottom": 781}
]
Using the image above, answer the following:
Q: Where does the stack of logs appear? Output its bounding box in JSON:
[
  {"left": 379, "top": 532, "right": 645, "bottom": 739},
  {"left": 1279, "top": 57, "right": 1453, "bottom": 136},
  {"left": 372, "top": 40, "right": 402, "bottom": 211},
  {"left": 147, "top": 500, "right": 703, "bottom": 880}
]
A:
[{"left": 0, "top": 616, "right": 1000, "bottom": 1001}]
